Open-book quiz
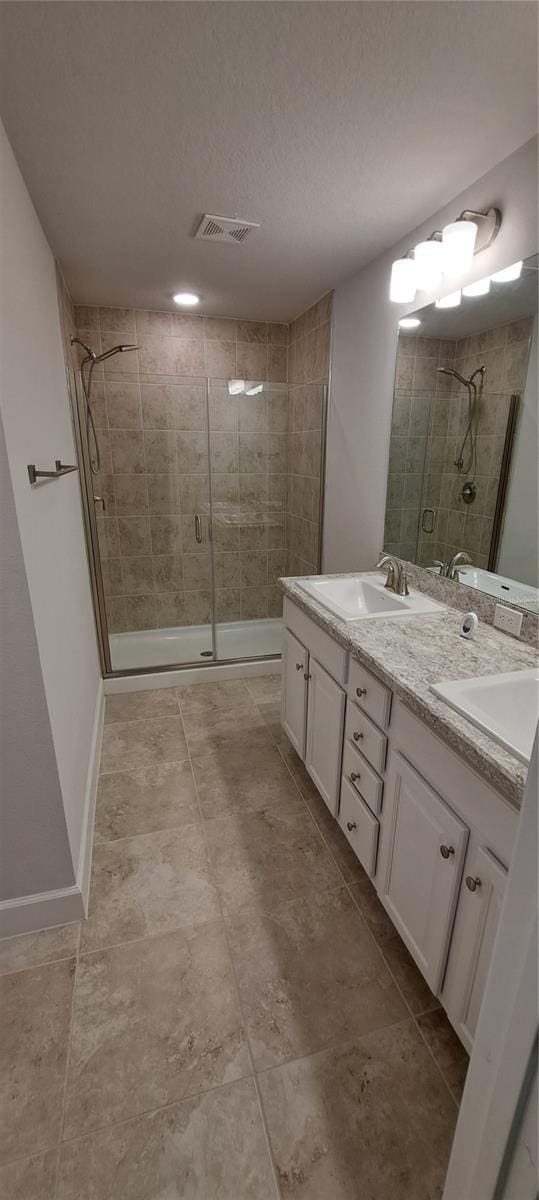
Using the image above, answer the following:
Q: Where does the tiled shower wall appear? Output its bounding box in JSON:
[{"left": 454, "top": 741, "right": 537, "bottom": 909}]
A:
[
  {"left": 385, "top": 317, "right": 532, "bottom": 569},
  {"left": 286, "top": 292, "right": 332, "bottom": 575},
  {"left": 73, "top": 306, "right": 290, "bottom": 631}
]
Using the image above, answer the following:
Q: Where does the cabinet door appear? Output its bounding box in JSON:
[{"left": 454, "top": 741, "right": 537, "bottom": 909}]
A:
[
  {"left": 442, "top": 845, "right": 508, "bottom": 1052},
  {"left": 305, "top": 658, "right": 345, "bottom": 815},
  {"left": 378, "top": 752, "right": 469, "bottom": 993},
  {"left": 281, "top": 629, "right": 308, "bottom": 757}
]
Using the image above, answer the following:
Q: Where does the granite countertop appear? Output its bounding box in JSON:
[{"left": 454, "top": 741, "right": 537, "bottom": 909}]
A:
[{"left": 279, "top": 574, "right": 537, "bottom": 809}]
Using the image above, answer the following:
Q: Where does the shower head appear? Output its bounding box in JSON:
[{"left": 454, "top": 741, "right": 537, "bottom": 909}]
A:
[
  {"left": 94, "top": 343, "right": 139, "bottom": 362},
  {"left": 436, "top": 366, "right": 471, "bottom": 388}
]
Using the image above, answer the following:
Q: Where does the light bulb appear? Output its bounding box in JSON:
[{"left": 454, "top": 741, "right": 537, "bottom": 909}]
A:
[
  {"left": 173, "top": 292, "right": 200, "bottom": 307},
  {"left": 442, "top": 220, "right": 478, "bottom": 275},
  {"left": 390, "top": 258, "right": 417, "bottom": 303},
  {"left": 463, "top": 277, "right": 491, "bottom": 297},
  {"left": 491, "top": 261, "right": 523, "bottom": 283},
  {"left": 435, "top": 290, "right": 462, "bottom": 309},
  {"left": 399, "top": 317, "right": 421, "bottom": 329},
  {"left": 414, "top": 240, "right": 444, "bottom": 290}
]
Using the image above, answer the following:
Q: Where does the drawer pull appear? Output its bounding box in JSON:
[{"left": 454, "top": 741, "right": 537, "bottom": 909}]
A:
[
  {"left": 353, "top": 730, "right": 363, "bottom": 741},
  {"left": 466, "top": 876, "right": 482, "bottom": 892},
  {"left": 350, "top": 771, "right": 361, "bottom": 784},
  {"left": 356, "top": 687, "right": 367, "bottom": 698},
  {"left": 440, "top": 844, "right": 455, "bottom": 859},
  {"left": 304, "top": 673, "right": 311, "bottom": 681},
  {"left": 346, "top": 821, "right": 357, "bottom": 832},
  {"left": 295, "top": 662, "right": 303, "bottom": 671}
]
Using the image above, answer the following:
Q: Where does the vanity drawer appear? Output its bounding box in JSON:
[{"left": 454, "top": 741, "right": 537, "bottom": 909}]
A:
[
  {"left": 342, "top": 740, "right": 383, "bottom": 816},
  {"left": 344, "top": 700, "right": 388, "bottom": 775},
  {"left": 347, "top": 659, "right": 391, "bottom": 730},
  {"left": 339, "top": 776, "right": 379, "bottom": 878}
]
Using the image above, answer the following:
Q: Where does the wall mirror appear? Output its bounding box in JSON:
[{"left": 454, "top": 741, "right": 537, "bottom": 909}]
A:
[{"left": 384, "top": 252, "right": 538, "bottom": 613}]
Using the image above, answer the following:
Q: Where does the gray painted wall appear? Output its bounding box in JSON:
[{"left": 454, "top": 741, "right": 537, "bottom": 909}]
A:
[
  {"left": 324, "top": 137, "right": 538, "bottom": 573},
  {"left": 0, "top": 414, "right": 74, "bottom": 899}
]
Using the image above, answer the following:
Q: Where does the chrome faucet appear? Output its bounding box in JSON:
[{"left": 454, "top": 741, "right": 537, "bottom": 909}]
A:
[
  {"left": 434, "top": 551, "right": 473, "bottom": 583},
  {"left": 376, "top": 555, "right": 409, "bottom": 596}
]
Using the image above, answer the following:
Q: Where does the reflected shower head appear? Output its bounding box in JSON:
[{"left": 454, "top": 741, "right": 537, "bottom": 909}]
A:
[
  {"left": 436, "top": 366, "right": 470, "bottom": 388},
  {"left": 94, "top": 343, "right": 139, "bottom": 362}
]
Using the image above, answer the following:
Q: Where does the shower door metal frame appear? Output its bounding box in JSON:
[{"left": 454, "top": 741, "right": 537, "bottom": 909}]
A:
[{"left": 70, "top": 365, "right": 328, "bottom": 679}]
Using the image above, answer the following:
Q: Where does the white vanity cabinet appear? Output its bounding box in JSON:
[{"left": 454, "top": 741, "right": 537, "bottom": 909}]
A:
[
  {"left": 377, "top": 753, "right": 469, "bottom": 993},
  {"left": 280, "top": 597, "right": 518, "bottom": 1052}
]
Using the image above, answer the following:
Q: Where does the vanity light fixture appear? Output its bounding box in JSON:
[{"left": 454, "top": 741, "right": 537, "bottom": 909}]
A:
[
  {"left": 492, "top": 261, "right": 523, "bottom": 283},
  {"left": 173, "top": 291, "right": 200, "bottom": 307},
  {"left": 463, "top": 276, "right": 491, "bottom": 297},
  {"left": 399, "top": 317, "right": 421, "bottom": 329},
  {"left": 435, "top": 289, "right": 462, "bottom": 309},
  {"left": 245, "top": 382, "right": 264, "bottom": 395},
  {"left": 414, "top": 237, "right": 444, "bottom": 291},
  {"left": 389, "top": 254, "right": 417, "bottom": 303},
  {"left": 389, "top": 207, "right": 501, "bottom": 303}
]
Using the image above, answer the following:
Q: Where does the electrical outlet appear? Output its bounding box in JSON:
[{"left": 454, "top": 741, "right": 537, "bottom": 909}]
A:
[{"left": 493, "top": 604, "right": 523, "bottom": 638}]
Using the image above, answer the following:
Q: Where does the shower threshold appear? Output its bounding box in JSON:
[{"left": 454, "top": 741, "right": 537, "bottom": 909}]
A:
[{"left": 109, "top": 617, "right": 282, "bottom": 671}]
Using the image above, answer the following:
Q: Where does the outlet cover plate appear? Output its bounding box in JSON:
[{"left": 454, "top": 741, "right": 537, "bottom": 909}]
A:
[{"left": 493, "top": 604, "right": 523, "bottom": 638}]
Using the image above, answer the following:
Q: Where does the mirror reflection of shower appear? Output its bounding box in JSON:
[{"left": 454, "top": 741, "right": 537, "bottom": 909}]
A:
[
  {"left": 436, "top": 363, "right": 486, "bottom": 475},
  {"left": 70, "top": 336, "right": 138, "bottom": 474}
]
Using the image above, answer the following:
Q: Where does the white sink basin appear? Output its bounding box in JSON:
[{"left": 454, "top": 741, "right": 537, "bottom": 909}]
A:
[
  {"left": 297, "top": 572, "right": 446, "bottom": 623},
  {"left": 431, "top": 668, "right": 539, "bottom": 764}
]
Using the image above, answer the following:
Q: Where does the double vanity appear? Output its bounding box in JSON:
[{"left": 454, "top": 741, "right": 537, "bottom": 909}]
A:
[{"left": 279, "top": 569, "right": 537, "bottom": 1053}]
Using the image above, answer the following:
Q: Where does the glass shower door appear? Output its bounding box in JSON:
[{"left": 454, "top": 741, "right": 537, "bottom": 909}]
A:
[{"left": 207, "top": 378, "right": 286, "bottom": 662}]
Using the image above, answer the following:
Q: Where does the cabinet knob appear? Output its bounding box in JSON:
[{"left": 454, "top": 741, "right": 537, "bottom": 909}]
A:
[
  {"left": 350, "top": 772, "right": 360, "bottom": 783},
  {"left": 346, "top": 821, "right": 357, "bottom": 832},
  {"left": 353, "top": 731, "right": 363, "bottom": 742},
  {"left": 356, "top": 687, "right": 367, "bottom": 698},
  {"left": 466, "top": 876, "right": 482, "bottom": 892},
  {"left": 295, "top": 662, "right": 303, "bottom": 671},
  {"left": 440, "top": 844, "right": 455, "bottom": 859}
]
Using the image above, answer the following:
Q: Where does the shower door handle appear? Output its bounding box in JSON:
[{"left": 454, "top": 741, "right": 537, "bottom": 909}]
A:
[{"left": 194, "top": 513, "right": 203, "bottom": 544}]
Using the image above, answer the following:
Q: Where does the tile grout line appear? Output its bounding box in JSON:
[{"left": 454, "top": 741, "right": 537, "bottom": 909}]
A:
[
  {"left": 179, "top": 686, "right": 282, "bottom": 1199},
  {"left": 54, "top": 921, "right": 82, "bottom": 1199}
]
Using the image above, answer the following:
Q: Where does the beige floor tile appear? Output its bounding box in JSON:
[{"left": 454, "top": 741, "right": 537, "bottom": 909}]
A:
[
  {"left": 256, "top": 699, "right": 287, "bottom": 746},
  {"left": 258, "top": 1021, "right": 458, "bottom": 1199},
  {"left": 0, "top": 923, "right": 79, "bottom": 977},
  {"left": 0, "top": 960, "right": 75, "bottom": 1163},
  {"left": 244, "top": 674, "right": 282, "bottom": 703},
  {"left": 94, "top": 760, "right": 198, "bottom": 842},
  {"left": 176, "top": 679, "right": 251, "bottom": 714},
  {"left": 80, "top": 826, "right": 220, "bottom": 953},
  {"left": 204, "top": 806, "right": 342, "bottom": 914},
  {"left": 226, "top": 889, "right": 407, "bottom": 1069},
  {"left": 417, "top": 1009, "right": 469, "bottom": 1101},
  {"left": 104, "top": 687, "right": 179, "bottom": 724},
  {"left": 192, "top": 743, "right": 304, "bottom": 819},
  {"left": 64, "top": 925, "right": 250, "bottom": 1138},
  {"left": 58, "top": 1078, "right": 277, "bottom": 1200},
  {"left": 100, "top": 715, "right": 187, "bottom": 773},
  {"left": 302, "top": 785, "right": 367, "bottom": 883},
  {"left": 378, "top": 934, "right": 440, "bottom": 1017},
  {"left": 0, "top": 1149, "right": 58, "bottom": 1200},
  {"left": 182, "top": 705, "right": 272, "bottom": 758}
]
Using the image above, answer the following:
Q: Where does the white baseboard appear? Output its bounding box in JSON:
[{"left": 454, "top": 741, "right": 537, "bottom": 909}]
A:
[
  {"left": 0, "top": 885, "right": 84, "bottom": 938},
  {"left": 104, "top": 657, "right": 280, "bottom": 694},
  {"left": 0, "top": 683, "right": 104, "bottom": 939},
  {"left": 76, "top": 681, "right": 104, "bottom": 913}
]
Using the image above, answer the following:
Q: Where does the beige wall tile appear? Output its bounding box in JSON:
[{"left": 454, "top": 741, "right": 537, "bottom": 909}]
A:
[
  {"left": 205, "top": 339, "right": 236, "bottom": 378},
  {"left": 237, "top": 320, "right": 267, "bottom": 343},
  {"left": 236, "top": 342, "right": 267, "bottom": 379},
  {"left": 204, "top": 316, "right": 235, "bottom": 341}
]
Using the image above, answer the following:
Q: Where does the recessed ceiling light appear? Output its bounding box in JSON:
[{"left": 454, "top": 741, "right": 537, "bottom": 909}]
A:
[
  {"left": 399, "top": 317, "right": 421, "bottom": 329},
  {"left": 173, "top": 292, "right": 200, "bottom": 307}
]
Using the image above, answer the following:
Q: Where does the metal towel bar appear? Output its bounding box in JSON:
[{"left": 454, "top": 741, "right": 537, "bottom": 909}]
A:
[{"left": 27, "top": 460, "right": 78, "bottom": 485}]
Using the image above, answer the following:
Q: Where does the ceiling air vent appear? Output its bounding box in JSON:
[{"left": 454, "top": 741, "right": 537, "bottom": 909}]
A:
[{"left": 194, "top": 214, "right": 260, "bottom": 245}]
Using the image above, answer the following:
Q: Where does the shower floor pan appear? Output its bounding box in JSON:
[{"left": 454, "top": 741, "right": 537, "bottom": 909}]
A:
[{"left": 109, "top": 617, "right": 282, "bottom": 671}]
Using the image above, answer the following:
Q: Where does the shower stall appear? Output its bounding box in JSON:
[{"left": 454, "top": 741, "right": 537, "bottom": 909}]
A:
[{"left": 67, "top": 312, "right": 328, "bottom": 676}]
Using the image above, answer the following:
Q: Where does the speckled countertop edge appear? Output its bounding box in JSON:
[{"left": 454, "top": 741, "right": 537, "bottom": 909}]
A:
[{"left": 279, "top": 573, "right": 537, "bottom": 809}]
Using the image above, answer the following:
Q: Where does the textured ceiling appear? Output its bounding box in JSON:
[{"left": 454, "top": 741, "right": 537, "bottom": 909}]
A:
[{"left": 0, "top": 1, "right": 537, "bottom": 320}]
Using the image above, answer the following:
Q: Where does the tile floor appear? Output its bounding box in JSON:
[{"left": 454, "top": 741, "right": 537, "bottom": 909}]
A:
[{"left": 0, "top": 674, "right": 467, "bottom": 1199}]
